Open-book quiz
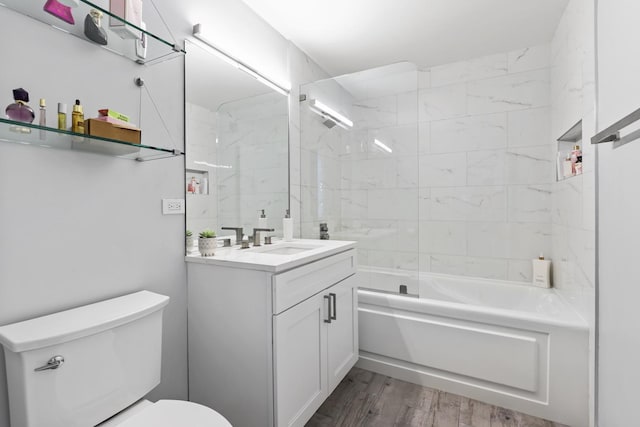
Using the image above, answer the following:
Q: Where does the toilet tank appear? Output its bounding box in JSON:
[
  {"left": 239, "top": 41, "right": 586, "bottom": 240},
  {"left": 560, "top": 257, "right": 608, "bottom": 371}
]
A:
[{"left": 0, "top": 291, "right": 170, "bottom": 427}]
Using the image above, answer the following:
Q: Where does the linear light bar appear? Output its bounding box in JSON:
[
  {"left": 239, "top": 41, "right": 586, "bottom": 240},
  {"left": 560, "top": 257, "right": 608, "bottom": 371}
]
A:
[
  {"left": 309, "top": 99, "right": 354, "bottom": 129},
  {"left": 373, "top": 138, "right": 393, "bottom": 153},
  {"left": 192, "top": 24, "right": 290, "bottom": 96},
  {"left": 194, "top": 161, "right": 232, "bottom": 169}
]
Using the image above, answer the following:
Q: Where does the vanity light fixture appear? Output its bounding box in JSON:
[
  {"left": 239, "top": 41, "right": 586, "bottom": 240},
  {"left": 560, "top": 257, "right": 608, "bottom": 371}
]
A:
[
  {"left": 192, "top": 24, "right": 290, "bottom": 96},
  {"left": 373, "top": 138, "right": 393, "bottom": 153},
  {"left": 309, "top": 99, "right": 354, "bottom": 129}
]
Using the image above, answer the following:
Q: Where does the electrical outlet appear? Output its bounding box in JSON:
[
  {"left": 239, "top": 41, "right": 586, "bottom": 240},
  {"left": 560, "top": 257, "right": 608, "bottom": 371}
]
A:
[{"left": 162, "top": 199, "right": 185, "bottom": 215}]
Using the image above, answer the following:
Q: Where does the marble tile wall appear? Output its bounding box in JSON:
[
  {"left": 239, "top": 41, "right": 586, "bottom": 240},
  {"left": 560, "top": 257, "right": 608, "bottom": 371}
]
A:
[
  {"left": 185, "top": 102, "right": 218, "bottom": 235},
  {"left": 300, "top": 63, "right": 421, "bottom": 271},
  {"left": 298, "top": 34, "right": 594, "bottom": 287},
  {"left": 287, "top": 43, "right": 333, "bottom": 238},
  {"left": 185, "top": 93, "right": 289, "bottom": 239},
  {"left": 299, "top": 55, "right": 557, "bottom": 282},
  {"left": 217, "top": 92, "right": 289, "bottom": 235},
  {"left": 418, "top": 47, "right": 553, "bottom": 282},
  {"left": 550, "top": 0, "right": 596, "bottom": 315}
]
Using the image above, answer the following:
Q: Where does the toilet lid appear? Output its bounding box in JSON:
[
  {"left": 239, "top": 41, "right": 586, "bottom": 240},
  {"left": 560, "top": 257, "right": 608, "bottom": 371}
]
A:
[{"left": 115, "top": 400, "right": 232, "bottom": 427}]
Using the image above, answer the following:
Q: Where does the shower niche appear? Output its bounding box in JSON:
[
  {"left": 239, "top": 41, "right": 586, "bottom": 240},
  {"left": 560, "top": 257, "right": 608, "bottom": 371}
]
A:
[{"left": 556, "top": 120, "right": 583, "bottom": 181}]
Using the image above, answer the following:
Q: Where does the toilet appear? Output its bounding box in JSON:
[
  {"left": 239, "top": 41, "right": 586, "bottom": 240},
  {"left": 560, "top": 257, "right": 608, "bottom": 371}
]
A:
[{"left": 0, "top": 291, "right": 232, "bottom": 427}]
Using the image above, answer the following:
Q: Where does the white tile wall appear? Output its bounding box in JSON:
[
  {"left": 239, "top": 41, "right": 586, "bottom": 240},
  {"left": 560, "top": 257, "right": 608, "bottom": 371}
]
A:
[
  {"left": 550, "top": 0, "right": 596, "bottom": 299},
  {"left": 216, "top": 92, "right": 289, "bottom": 234},
  {"left": 301, "top": 54, "right": 556, "bottom": 282},
  {"left": 507, "top": 44, "right": 551, "bottom": 74},
  {"left": 430, "top": 113, "right": 508, "bottom": 153},
  {"left": 467, "top": 69, "right": 550, "bottom": 115},
  {"left": 430, "top": 53, "right": 508, "bottom": 88}
]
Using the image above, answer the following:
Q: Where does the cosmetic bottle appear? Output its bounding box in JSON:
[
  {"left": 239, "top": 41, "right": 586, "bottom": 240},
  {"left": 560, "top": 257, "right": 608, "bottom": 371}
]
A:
[
  {"left": 84, "top": 9, "right": 108, "bottom": 45},
  {"left": 258, "top": 209, "right": 268, "bottom": 229},
  {"left": 188, "top": 177, "right": 199, "bottom": 194},
  {"left": 532, "top": 253, "right": 552, "bottom": 288},
  {"left": 38, "top": 99, "right": 46, "bottom": 126},
  {"left": 6, "top": 88, "right": 35, "bottom": 123},
  {"left": 570, "top": 145, "right": 582, "bottom": 175},
  {"left": 58, "top": 103, "right": 67, "bottom": 130},
  {"left": 571, "top": 145, "right": 582, "bottom": 175},
  {"left": 43, "top": 0, "right": 75, "bottom": 25},
  {"left": 200, "top": 177, "right": 208, "bottom": 195},
  {"left": 563, "top": 153, "right": 572, "bottom": 178},
  {"left": 283, "top": 209, "right": 293, "bottom": 242},
  {"left": 71, "top": 99, "right": 84, "bottom": 134},
  {"left": 39, "top": 99, "right": 47, "bottom": 140}
]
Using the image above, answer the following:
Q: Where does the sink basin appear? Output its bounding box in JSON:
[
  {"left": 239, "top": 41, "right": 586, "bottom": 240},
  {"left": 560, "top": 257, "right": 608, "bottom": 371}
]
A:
[{"left": 251, "top": 244, "right": 321, "bottom": 255}]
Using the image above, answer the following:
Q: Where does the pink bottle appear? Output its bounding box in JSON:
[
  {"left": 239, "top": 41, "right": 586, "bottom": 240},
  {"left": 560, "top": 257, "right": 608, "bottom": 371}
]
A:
[{"left": 43, "top": 0, "right": 75, "bottom": 25}]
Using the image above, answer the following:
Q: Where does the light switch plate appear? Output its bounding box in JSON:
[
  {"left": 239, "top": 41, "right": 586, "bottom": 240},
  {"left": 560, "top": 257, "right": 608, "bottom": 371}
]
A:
[{"left": 162, "top": 198, "right": 185, "bottom": 215}]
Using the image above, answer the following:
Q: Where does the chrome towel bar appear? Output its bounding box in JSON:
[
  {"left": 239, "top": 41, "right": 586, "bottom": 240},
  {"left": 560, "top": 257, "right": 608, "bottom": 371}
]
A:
[{"left": 592, "top": 106, "right": 640, "bottom": 145}]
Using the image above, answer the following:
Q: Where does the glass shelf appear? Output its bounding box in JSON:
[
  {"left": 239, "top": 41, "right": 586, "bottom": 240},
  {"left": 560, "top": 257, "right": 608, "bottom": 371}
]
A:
[
  {"left": 0, "top": 0, "right": 184, "bottom": 65},
  {"left": 0, "top": 118, "right": 183, "bottom": 161}
]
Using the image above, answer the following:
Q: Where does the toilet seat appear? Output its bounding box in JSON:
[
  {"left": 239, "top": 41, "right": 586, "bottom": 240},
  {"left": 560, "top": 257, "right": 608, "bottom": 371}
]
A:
[{"left": 112, "top": 400, "right": 232, "bottom": 427}]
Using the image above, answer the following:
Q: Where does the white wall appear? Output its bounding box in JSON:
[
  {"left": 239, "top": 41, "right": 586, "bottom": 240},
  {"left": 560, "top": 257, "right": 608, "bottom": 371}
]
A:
[
  {"left": 0, "top": 1, "right": 321, "bottom": 426},
  {"left": 0, "top": 8, "right": 187, "bottom": 427},
  {"left": 596, "top": 1, "right": 640, "bottom": 425}
]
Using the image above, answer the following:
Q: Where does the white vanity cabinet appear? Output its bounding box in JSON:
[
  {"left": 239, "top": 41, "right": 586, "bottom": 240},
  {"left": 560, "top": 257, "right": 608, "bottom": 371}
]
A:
[
  {"left": 186, "top": 242, "right": 357, "bottom": 427},
  {"left": 274, "top": 275, "right": 358, "bottom": 427}
]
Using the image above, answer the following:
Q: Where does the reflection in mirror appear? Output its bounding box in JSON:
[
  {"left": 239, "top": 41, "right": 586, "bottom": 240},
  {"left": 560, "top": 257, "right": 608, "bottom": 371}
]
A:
[{"left": 185, "top": 39, "right": 289, "bottom": 245}]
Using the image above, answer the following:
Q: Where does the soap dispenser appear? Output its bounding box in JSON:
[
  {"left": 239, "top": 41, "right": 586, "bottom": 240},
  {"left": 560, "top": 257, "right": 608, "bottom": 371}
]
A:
[
  {"left": 258, "top": 209, "right": 268, "bottom": 229},
  {"left": 283, "top": 209, "right": 293, "bottom": 242},
  {"left": 532, "top": 253, "right": 551, "bottom": 288}
]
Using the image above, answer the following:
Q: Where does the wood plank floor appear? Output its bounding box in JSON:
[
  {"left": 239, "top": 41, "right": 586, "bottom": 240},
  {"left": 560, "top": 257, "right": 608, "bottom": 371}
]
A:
[{"left": 306, "top": 368, "right": 569, "bottom": 427}]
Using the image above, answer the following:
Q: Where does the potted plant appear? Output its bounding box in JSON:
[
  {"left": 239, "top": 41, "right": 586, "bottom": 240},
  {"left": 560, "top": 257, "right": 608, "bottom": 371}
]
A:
[
  {"left": 186, "top": 230, "right": 194, "bottom": 251},
  {"left": 198, "top": 229, "right": 217, "bottom": 256}
]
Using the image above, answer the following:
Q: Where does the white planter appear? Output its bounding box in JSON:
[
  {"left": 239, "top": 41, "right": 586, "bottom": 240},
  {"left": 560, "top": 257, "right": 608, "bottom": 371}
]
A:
[{"left": 198, "top": 237, "right": 216, "bottom": 256}]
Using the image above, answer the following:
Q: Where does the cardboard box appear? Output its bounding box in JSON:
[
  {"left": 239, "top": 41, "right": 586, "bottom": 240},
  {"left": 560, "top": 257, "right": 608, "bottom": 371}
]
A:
[{"left": 84, "top": 118, "right": 141, "bottom": 144}]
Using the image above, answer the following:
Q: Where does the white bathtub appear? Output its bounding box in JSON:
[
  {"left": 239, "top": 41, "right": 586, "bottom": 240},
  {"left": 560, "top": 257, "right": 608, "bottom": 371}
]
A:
[{"left": 356, "top": 268, "right": 589, "bottom": 427}]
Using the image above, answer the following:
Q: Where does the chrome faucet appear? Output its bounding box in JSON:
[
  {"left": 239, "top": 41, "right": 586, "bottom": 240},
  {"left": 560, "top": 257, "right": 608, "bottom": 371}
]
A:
[
  {"left": 221, "top": 227, "right": 243, "bottom": 245},
  {"left": 252, "top": 228, "right": 275, "bottom": 247}
]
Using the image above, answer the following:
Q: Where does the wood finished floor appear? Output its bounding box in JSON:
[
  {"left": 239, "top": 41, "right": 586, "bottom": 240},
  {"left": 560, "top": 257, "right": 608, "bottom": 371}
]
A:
[{"left": 306, "top": 368, "right": 568, "bottom": 427}]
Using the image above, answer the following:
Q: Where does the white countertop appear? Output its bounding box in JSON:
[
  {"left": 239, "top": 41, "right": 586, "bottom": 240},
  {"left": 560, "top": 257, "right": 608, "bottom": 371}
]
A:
[{"left": 185, "top": 238, "right": 356, "bottom": 273}]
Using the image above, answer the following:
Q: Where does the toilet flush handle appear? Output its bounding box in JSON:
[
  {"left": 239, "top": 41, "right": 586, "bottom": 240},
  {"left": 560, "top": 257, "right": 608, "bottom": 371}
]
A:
[{"left": 34, "top": 355, "right": 65, "bottom": 372}]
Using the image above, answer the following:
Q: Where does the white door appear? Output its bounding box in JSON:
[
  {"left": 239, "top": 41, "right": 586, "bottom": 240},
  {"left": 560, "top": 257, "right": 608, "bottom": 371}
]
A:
[
  {"left": 273, "top": 292, "right": 329, "bottom": 427},
  {"left": 326, "top": 275, "right": 359, "bottom": 392}
]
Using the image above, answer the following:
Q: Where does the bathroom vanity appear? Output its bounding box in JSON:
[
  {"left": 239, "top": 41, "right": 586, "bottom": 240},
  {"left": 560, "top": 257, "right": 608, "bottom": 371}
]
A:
[{"left": 186, "top": 239, "right": 358, "bottom": 427}]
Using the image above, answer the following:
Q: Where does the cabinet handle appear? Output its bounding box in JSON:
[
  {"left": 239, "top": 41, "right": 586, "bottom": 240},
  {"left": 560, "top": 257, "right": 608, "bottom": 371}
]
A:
[
  {"left": 330, "top": 293, "right": 337, "bottom": 320},
  {"left": 324, "top": 295, "right": 332, "bottom": 323}
]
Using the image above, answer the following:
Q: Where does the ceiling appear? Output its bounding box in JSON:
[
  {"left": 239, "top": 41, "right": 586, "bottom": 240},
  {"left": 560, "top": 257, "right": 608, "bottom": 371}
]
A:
[{"left": 241, "top": 0, "right": 569, "bottom": 76}]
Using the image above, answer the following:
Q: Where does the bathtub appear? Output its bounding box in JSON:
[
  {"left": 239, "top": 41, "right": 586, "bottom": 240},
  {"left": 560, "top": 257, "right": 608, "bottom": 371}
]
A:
[{"left": 355, "top": 268, "right": 589, "bottom": 427}]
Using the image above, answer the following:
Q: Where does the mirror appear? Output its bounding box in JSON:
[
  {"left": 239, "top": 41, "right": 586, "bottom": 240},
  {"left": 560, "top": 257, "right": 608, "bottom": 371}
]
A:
[{"left": 185, "top": 39, "right": 289, "bottom": 244}]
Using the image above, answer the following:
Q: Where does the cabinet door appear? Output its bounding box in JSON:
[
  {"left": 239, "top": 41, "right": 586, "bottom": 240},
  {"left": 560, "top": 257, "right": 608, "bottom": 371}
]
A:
[
  {"left": 327, "top": 275, "right": 359, "bottom": 392},
  {"left": 273, "top": 292, "right": 329, "bottom": 427}
]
